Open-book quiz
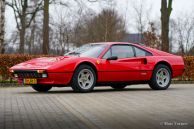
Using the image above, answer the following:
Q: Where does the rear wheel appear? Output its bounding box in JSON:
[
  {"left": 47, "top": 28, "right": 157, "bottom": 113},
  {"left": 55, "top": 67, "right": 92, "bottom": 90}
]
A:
[
  {"left": 149, "top": 64, "right": 171, "bottom": 90},
  {"left": 71, "top": 64, "right": 96, "bottom": 93},
  {"left": 31, "top": 85, "right": 52, "bottom": 92},
  {"left": 111, "top": 84, "right": 127, "bottom": 89}
]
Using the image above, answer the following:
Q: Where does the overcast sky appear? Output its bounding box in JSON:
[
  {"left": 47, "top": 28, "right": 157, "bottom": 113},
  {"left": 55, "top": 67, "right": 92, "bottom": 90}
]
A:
[{"left": 5, "top": 0, "right": 194, "bottom": 38}]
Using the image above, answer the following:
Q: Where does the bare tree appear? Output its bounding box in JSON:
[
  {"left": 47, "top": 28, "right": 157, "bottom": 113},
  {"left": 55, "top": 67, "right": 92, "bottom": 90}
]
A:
[
  {"left": 143, "top": 22, "right": 161, "bottom": 49},
  {"left": 0, "top": 0, "right": 5, "bottom": 54},
  {"left": 5, "top": 30, "right": 19, "bottom": 53},
  {"left": 73, "top": 9, "right": 126, "bottom": 45},
  {"left": 26, "top": 19, "right": 37, "bottom": 54},
  {"left": 132, "top": 0, "right": 152, "bottom": 41},
  {"left": 6, "top": 0, "right": 43, "bottom": 53},
  {"left": 171, "top": 16, "right": 194, "bottom": 55},
  {"left": 189, "top": 46, "right": 194, "bottom": 55},
  {"left": 161, "top": 0, "right": 173, "bottom": 52},
  {"left": 51, "top": 10, "right": 74, "bottom": 55},
  {"left": 132, "top": 0, "right": 144, "bottom": 38},
  {"left": 42, "top": 0, "right": 86, "bottom": 54}
]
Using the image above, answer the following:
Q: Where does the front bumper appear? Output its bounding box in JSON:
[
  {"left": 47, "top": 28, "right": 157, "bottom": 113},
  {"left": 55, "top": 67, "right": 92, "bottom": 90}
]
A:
[
  {"left": 11, "top": 70, "right": 73, "bottom": 85},
  {"left": 12, "top": 70, "right": 47, "bottom": 78}
]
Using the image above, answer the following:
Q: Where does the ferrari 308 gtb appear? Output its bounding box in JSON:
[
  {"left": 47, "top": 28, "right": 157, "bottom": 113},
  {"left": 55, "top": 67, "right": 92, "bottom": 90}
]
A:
[{"left": 10, "top": 42, "right": 184, "bottom": 92}]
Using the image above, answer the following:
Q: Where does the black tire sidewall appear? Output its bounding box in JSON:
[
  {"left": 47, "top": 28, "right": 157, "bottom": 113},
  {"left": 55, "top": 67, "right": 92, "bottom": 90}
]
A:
[
  {"left": 71, "top": 65, "right": 96, "bottom": 92},
  {"left": 149, "top": 64, "right": 172, "bottom": 90}
]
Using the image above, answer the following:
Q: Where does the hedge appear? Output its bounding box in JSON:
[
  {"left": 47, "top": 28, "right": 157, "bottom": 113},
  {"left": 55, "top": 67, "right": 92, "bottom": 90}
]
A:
[
  {"left": 0, "top": 54, "right": 54, "bottom": 81},
  {"left": 0, "top": 54, "right": 194, "bottom": 82},
  {"left": 182, "top": 56, "right": 194, "bottom": 81}
]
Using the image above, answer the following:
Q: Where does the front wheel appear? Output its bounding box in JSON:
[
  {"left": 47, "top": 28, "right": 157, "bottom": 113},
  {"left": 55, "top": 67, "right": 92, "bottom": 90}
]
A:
[
  {"left": 71, "top": 64, "right": 96, "bottom": 93},
  {"left": 31, "top": 85, "right": 52, "bottom": 92},
  {"left": 149, "top": 64, "right": 171, "bottom": 90}
]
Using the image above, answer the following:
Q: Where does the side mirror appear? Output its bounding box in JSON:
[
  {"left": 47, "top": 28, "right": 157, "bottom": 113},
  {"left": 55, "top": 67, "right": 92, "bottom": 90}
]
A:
[{"left": 107, "top": 56, "right": 118, "bottom": 60}]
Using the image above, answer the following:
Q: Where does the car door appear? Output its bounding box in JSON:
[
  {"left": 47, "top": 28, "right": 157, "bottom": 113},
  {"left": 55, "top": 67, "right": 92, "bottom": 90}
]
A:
[
  {"left": 98, "top": 44, "right": 146, "bottom": 82},
  {"left": 133, "top": 46, "right": 153, "bottom": 80}
]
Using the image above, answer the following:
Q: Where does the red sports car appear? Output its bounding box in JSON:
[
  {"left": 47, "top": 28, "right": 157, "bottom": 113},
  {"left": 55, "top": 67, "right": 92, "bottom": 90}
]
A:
[{"left": 10, "top": 42, "right": 184, "bottom": 92}]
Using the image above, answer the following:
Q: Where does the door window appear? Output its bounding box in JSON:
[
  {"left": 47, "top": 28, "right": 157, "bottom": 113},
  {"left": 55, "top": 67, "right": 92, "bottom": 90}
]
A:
[
  {"left": 134, "top": 46, "right": 152, "bottom": 57},
  {"left": 111, "top": 45, "right": 135, "bottom": 59}
]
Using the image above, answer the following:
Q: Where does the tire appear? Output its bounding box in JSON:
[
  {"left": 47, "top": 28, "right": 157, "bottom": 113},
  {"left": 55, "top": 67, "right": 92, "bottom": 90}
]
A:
[
  {"left": 149, "top": 64, "right": 171, "bottom": 90},
  {"left": 71, "top": 64, "right": 96, "bottom": 93},
  {"left": 111, "top": 84, "right": 127, "bottom": 89},
  {"left": 31, "top": 85, "right": 52, "bottom": 92}
]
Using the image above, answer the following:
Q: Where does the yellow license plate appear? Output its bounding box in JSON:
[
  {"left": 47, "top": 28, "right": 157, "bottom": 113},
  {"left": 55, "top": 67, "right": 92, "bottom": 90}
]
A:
[{"left": 23, "top": 79, "right": 37, "bottom": 84}]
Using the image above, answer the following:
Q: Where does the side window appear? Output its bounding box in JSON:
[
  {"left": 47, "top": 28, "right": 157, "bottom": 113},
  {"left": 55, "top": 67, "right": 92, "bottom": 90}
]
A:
[
  {"left": 111, "top": 45, "right": 134, "bottom": 59},
  {"left": 134, "top": 47, "right": 152, "bottom": 57},
  {"left": 103, "top": 49, "right": 111, "bottom": 59}
]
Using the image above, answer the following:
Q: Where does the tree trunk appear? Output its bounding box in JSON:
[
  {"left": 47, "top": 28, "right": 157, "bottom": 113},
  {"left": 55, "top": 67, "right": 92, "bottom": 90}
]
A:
[
  {"left": 42, "top": 0, "right": 49, "bottom": 54},
  {"left": 18, "top": 0, "right": 28, "bottom": 54},
  {"left": 161, "top": 0, "right": 173, "bottom": 52},
  {"left": 0, "top": 0, "right": 5, "bottom": 54},
  {"left": 19, "top": 17, "right": 26, "bottom": 53},
  {"left": 29, "top": 19, "right": 36, "bottom": 54}
]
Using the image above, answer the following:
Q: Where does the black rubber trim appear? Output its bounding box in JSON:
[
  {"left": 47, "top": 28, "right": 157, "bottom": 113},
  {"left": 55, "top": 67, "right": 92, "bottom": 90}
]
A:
[{"left": 98, "top": 70, "right": 153, "bottom": 72}]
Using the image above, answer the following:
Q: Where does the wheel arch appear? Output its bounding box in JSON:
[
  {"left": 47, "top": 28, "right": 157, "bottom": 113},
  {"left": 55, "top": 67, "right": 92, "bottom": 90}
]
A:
[
  {"left": 75, "top": 61, "right": 98, "bottom": 80},
  {"left": 154, "top": 61, "right": 173, "bottom": 76}
]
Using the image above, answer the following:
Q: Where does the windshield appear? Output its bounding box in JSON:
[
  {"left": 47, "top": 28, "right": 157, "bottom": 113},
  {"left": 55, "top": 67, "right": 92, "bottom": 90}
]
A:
[{"left": 65, "top": 43, "right": 108, "bottom": 58}]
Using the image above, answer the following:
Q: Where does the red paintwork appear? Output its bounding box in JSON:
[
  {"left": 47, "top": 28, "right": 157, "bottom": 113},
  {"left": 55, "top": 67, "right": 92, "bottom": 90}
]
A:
[{"left": 10, "top": 42, "right": 185, "bottom": 86}]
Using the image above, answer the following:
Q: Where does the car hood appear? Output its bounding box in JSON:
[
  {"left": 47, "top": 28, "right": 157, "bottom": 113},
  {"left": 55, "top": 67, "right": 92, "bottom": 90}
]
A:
[{"left": 11, "top": 56, "right": 69, "bottom": 70}]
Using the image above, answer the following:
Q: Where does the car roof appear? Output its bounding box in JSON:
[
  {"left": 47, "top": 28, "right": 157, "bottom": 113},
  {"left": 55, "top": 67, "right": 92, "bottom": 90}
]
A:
[
  {"left": 90, "top": 42, "right": 173, "bottom": 56},
  {"left": 90, "top": 42, "right": 137, "bottom": 45},
  {"left": 90, "top": 42, "right": 147, "bottom": 48}
]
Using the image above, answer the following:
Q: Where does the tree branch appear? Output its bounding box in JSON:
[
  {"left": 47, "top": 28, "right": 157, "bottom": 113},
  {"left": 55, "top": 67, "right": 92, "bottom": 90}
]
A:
[
  {"left": 6, "top": 1, "right": 21, "bottom": 30},
  {"left": 26, "top": 0, "right": 44, "bottom": 28}
]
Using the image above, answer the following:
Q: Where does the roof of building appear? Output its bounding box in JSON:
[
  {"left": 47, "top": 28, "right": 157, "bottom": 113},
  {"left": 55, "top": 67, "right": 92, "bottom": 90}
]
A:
[{"left": 122, "top": 33, "right": 144, "bottom": 43}]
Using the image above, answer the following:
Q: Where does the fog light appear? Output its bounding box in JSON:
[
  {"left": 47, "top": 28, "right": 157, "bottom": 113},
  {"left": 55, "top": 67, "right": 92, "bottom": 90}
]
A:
[
  {"left": 42, "top": 73, "right": 47, "bottom": 78},
  {"left": 14, "top": 74, "right": 18, "bottom": 78}
]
